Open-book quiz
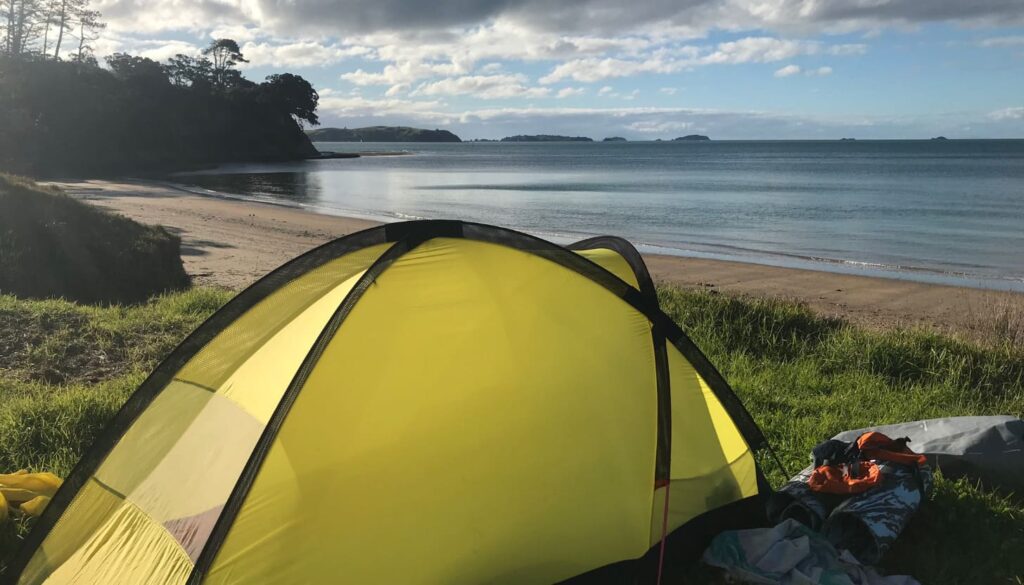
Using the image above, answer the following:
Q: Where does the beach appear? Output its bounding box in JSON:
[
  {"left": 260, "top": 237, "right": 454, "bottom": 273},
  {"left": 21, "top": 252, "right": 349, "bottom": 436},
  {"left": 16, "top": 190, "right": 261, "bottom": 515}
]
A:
[{"left": 50, "top": 179, "right": 1024, "bottom": 339}]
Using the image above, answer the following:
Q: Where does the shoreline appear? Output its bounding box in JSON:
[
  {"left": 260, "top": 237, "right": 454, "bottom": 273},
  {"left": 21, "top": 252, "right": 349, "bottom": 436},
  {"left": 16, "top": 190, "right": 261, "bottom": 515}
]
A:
[{"left": 48, "top": 179, "right": 1024, "bottom": 340}]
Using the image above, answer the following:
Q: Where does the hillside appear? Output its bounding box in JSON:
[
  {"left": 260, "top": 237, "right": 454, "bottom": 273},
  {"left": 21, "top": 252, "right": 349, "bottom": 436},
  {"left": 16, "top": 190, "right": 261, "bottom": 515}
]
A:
[
  {"left": 0, "top": 176, "right": 189, "bottom": 303},
  {"left": 0, "top": 53, "right": 320, "bottom": 177},
  {"left": 673, "top": 134, "right": 711, "bottom": 141},
  {"left": 501, "top": 135, "right": 594, "bottom": 142},
  {"left": 307, "top": 126, "right": 462, "bottom": 142}
]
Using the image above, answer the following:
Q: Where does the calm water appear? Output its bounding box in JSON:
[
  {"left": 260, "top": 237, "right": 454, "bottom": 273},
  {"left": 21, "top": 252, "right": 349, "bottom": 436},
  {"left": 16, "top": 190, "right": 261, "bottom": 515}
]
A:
[{"left": 174, "top": 140, "right": 1024, "bottom": 291}]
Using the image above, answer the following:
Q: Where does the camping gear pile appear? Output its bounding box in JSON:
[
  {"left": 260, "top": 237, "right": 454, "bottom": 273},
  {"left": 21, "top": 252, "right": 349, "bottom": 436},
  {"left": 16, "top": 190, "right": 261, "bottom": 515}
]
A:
[
  {"left": 0, "top": 471, "right": 61, "bottom": 522},
  {"left": 705, "top": 415, "right": 1024, "bottom": 584},
  {"left": 768, "top": 432, "right": 932, "bottom": 564},
  {"left": 704, "top": 432, "right": 931, "bottom": 585}
]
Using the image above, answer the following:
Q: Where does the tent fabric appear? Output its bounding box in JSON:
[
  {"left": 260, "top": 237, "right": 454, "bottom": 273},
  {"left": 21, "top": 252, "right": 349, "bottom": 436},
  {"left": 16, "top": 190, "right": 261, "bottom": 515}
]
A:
[{"left": 9, "top": 220, "right": 768, "bottom": 585}]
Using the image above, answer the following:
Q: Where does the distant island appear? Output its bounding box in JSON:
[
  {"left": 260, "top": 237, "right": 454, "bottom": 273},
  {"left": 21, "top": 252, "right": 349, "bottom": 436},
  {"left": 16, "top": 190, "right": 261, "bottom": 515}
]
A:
[
  {"left": 840, "top": 138, "right": 857, "bottom": 141},
  {"left": 673, "top": 135, "right": 710, "bottom": 141},
  {"left": 603, "top": 137, "right": 627, "bottom": 142},
  {"left": 501, "top": 135, "right": 594, "bottom": 142},
  {"left": 931, "top": 136, "right": 949, "bottom": 140},
  {"left": 307, "top": 126, "right": 462, "bottom": 142}
]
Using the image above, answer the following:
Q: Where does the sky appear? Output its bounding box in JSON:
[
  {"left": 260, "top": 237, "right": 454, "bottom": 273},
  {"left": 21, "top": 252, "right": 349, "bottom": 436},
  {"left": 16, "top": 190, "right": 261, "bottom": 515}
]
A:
[{"left": 91, "top": 0, "right": 1024, "bottom": 140}]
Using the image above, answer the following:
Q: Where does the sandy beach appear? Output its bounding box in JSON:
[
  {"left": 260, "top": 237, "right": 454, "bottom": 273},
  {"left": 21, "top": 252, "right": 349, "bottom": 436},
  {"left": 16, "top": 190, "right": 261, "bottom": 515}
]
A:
[{"left": 50, "top": 179, "right": 1024, "bottom": 338}]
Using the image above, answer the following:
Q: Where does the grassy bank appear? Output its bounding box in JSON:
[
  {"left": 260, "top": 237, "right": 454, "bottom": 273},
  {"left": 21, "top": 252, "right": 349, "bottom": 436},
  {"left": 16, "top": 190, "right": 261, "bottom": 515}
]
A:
[
  {"left": 0, "top": 286, "right": 1021, "bottom": 582},
  {"left": 0, "top": 175, "right": 190, "bottom": 304}
]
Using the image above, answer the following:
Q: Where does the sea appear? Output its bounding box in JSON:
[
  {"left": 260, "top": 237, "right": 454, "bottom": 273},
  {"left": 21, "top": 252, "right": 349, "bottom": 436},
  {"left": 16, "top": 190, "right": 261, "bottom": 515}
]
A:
[{"left": 172, "top": 140, "right": 1024, "bottom": 292}]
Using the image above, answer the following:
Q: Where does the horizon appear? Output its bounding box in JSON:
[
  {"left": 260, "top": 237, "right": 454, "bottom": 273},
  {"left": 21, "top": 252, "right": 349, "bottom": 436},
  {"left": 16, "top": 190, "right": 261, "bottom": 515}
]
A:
[
  {"left": 310, "top": 130, "right": 1024, "bottom": 141},
  {"left": 74, "top": 0, "right": 1024, "bottom": 140}
]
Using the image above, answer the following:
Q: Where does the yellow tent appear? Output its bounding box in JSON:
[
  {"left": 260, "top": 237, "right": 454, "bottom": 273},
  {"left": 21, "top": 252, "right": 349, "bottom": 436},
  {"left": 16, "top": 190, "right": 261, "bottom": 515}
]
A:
[{"left": 9, "top": 221, "right": 769, "bottom": 585}]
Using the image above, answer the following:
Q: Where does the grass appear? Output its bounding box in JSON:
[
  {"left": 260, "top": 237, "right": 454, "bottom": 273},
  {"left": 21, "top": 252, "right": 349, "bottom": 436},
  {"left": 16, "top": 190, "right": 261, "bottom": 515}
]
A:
[
  {"left": 0, "top": 175, "right": 190, "bottom": 304},
  {"left": 0, "top": 285, "right": 1021, "bottom": 582}
]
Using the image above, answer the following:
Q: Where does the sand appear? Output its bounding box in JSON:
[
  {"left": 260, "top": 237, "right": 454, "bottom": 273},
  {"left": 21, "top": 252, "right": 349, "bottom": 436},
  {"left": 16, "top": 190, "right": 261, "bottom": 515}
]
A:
[{"left": 50, "top": 179, "right": 1024, "bottom": 339}]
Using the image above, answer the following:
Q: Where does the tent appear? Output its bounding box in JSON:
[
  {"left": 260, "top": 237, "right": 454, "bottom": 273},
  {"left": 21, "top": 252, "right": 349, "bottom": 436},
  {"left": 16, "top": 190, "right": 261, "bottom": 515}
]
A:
[{"left": 9, "top": 220, "right": 771, "bottom": 585}]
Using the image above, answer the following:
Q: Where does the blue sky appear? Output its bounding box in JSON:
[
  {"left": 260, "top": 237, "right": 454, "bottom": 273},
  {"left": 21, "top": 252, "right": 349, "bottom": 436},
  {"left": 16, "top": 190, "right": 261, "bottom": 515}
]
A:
[{"left": 93, "top": 0, "right": 1024, "bottom": 139}]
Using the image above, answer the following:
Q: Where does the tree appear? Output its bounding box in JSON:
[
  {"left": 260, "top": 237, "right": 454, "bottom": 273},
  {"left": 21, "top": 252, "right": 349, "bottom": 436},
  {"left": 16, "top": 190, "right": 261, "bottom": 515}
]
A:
[
  {"left": 166, "top": 53, "right": 213, "bottom": 87},
  {"left": 105, "top": 52, "right": 168, "bottom": 86},
  {"left": 3, "top": 0, "right": 43, "bottom": 55},
  {"left": 262, "top": 73, "right": 319, "bottom": 126},
  {"left": 72, "top": 7, "right": 101, "bottom": 61},
  {"left": 49, "top": 0, "right": 80, "bottom": 58},
  {"left": 202, "top": 38, "right": 247, "bottom": 88}
]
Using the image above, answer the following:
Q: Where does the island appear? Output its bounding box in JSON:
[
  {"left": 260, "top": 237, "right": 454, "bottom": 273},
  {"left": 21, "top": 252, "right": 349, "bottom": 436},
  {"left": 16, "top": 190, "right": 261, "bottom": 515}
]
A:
[
  {"left": 307, "top": 126, "right": 462, "bottom": 142},
  {"left": 602, "top": 136, "right": 627, "bottom": 142},
  {"left": 839, "top": 138, "right": 857, "bottom": 141},
  {"left": 673, "top": 135, "right": 710, "bottom": 141},
  {"left": 500, "top": 135, "right": 594, "bottom": 142},
  {"left": 931, "top": 136, "right": 949, "bottom": 140}
]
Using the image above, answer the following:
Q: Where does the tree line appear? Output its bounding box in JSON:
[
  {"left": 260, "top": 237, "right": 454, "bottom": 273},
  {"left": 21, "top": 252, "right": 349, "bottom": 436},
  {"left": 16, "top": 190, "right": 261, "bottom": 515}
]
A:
[{"left": 0, "top": 4, "right": 323, "bottom": 176}]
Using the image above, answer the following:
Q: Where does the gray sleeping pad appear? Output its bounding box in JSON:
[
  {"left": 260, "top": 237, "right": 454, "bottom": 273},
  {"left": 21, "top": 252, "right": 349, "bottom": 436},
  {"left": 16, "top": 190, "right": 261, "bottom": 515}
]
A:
[{"left": 832, "top": 416, "right": 1024, "bottom": 492}]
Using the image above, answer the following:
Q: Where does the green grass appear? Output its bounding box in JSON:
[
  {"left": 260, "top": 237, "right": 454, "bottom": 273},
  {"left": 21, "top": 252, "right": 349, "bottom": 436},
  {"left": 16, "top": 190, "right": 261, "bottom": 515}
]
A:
[
  {"left": 659, "top": 287, "right": 1024, "bottom": 584},
  {"left": 0, "top": 285, "right": 1021, "bottom": 582}
]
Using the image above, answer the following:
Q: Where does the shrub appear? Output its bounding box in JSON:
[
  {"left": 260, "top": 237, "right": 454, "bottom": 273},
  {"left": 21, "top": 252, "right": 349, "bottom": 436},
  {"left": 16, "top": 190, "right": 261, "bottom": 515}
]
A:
[{"left": 0, "top": 175, "right": 190, "bottom": 304}]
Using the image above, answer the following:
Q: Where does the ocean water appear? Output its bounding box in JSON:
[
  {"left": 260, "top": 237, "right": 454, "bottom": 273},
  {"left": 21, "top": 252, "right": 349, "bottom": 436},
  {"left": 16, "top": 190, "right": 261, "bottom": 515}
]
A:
[{"left": 174, "top": 140, "right": 1024, "bottom": 291}]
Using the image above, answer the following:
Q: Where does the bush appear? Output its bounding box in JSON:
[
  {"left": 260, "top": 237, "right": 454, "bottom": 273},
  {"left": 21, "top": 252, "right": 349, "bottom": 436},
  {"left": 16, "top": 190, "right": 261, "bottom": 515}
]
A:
[{"left": 0, "top": 175, "right": 190, "bottom": 304}]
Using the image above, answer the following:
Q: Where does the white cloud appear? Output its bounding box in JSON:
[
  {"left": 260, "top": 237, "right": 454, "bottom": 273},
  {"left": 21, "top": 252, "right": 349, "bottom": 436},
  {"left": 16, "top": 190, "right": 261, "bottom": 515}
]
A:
[
  {"left": 598, "top": 85, "right": 614, "bottom": 96},
  {"left": 317, "top": 94, "right": 453, "bottom": 123},
  {"left": 980, "top": 36, "right": 1024, "bottom": 47},
  {"left": 209, "top": 24, "right": 262, "bottom": 42},
  {"left": 989, "top": 106, "right": 1024, "bottom": 120},
  {"left": 241, "top": 41, "right": 371, "bottom": 68},
  {"left": 342, "top": 61, "right": 470, "bottom": 86},
  {"left": 774, "top": 64, "right": 802, "bottom": 77},
  {"left": 411, "top": 74, "right": 550, "bottom": 99},
  {"left": 775, "top": 64, "right": 832, "bottom": 78},
  {"left": 626, "top": 120, "right": 693, "bottom": 133},
  {"left": 539, "top": 37, "right": 861, "bottom": 84},
  {"left": 701, "top": 37, "right": 864, "bottom": 65},
  {"left": 659, "top": 87, "right": 678, "bottom": 95},
  {"left": 556, "top": 86, "right": 586, "bottom": 98}
]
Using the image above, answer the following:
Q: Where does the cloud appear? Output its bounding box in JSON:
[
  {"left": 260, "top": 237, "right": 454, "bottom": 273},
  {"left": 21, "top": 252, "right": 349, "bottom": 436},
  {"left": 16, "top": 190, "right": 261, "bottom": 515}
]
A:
[
  {"left": 626, "top": 120, "right": 693, "bottom": 133},
  {"left": 774, "top": 64, "right": 802, "bottom": 77},
  {"left": 556, "top": 86, "right": 586, "bottom": 98},
  {"left": 211, "top": 0, "right": 1024, "bottom": 37},
  {"left": 659, "top": 87, "right": 678, "bottom": 95},
  {"left": 240, "top": 41, "right": 371, "bottom": 68},
  {"left": 317, "top": 94, "right": 453, "bottom": 123},
  {"left": 775, "top": 64, "right": 832, "bottom": 78},
  {"left": 598, "top": 86, "right": 614, "bottom": 96},
  {"left": 411, "top": 74, "right": 551, "bottom": 99},
  {"left": 538, "top": 37, "right": 861, "bottom": 83},
  {"left": 980, "top": 36, "right": 1024, "bottom": 47},
  {"left": 700, "top": 37, "right": 864, "bottom": 64},
  {"left": 989, "top": 107, "right": 1024, "bottom": 120},
  {"left": 342, "top": 61, "right": 470, "bottom": 86}
]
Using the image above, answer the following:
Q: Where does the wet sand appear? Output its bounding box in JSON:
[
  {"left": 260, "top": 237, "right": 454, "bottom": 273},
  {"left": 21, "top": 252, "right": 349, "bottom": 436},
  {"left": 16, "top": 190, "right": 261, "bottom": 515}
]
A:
[{"left": 50, "top": 179, "right": 1024, "bottom": 339}]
